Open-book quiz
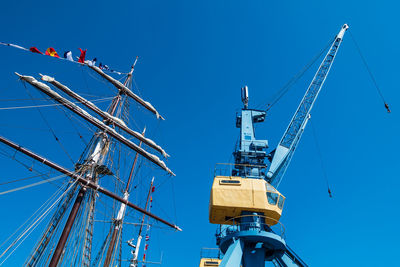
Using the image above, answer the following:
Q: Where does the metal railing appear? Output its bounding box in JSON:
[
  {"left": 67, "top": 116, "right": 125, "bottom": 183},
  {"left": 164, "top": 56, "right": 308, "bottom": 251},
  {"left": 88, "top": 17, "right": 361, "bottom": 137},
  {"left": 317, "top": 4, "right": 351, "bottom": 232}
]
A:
[
  {"left": 214, "top": 163, "right": 267, "bottom": 178},
  {"left": 200, "top": 247, "right": 221, "bottom": 260}
]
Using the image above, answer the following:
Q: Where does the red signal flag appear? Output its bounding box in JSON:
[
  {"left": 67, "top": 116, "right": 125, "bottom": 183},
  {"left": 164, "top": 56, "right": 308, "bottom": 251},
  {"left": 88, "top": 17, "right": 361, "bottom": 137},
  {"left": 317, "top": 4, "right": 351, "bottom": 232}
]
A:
[
  {"left": 78, "top": 48, "right": 86, "bottom": 63},
  {"left": 29, "top": 47, "right": 43, "bottom": 54}
]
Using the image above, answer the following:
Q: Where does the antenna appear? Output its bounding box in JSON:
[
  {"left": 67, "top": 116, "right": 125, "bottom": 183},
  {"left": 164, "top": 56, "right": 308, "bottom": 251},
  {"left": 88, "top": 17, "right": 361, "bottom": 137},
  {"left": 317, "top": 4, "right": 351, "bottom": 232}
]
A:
[{"left": 241, "top": 86, "right": 249, "bottom": 109}]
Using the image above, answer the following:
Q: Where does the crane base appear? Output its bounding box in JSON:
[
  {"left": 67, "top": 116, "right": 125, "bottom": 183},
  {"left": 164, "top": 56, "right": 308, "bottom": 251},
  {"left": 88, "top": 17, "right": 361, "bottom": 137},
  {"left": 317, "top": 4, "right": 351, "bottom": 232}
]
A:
[{"left": 219, "top": 229, "right": 286, "bottom": 262}]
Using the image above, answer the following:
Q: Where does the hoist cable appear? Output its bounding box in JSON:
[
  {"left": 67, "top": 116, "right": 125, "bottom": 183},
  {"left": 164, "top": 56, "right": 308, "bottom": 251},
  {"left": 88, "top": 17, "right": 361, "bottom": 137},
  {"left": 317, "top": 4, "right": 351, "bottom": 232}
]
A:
[
  {"left": 349, "top": 31, "right": 391, "bottom": 113},
  {"left": 310, "top": 119, "right": 332, "bottom": 198}
]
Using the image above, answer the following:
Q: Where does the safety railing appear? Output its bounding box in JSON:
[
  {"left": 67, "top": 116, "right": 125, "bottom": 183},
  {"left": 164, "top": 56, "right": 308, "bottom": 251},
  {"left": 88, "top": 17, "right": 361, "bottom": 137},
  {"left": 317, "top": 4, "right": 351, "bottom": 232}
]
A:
[
  {"left": 214, "top": 163, "right": 267, "bottom": 178},
  {"left": 200, "top": 247, "right": 221, "bottom": 260}
]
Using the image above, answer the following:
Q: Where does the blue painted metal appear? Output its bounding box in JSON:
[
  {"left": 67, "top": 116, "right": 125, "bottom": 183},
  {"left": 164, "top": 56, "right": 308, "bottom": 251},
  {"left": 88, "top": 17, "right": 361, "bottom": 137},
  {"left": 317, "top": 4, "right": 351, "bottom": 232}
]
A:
[
  {"left": 216, "top": 25, "right": 349, "bottom": 266},
  {"left": 233, "top": 108, "right": 268, "bottom": 178},
  {"left": 217, "top": 91, "right": 287, "bottom": 265},
  {"left": 274, "top": 247, "right": 308, "bottom": 267},
  {"left": 267, "top": 24, "right": 349, "bottom": 187},
  {"left": 219, "top": 238, "right": 243, "bottom": 267}
]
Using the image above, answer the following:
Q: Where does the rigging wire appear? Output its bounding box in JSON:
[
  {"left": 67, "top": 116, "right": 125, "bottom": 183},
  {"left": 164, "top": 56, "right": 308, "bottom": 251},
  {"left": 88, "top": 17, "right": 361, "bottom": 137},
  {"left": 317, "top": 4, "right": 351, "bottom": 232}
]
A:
[
  {"left": 0, "top": 178, "right": 78, "bottom": 266},
  {"left": 0, "top": 174, "right": 67, "bottom": 195},
  {"left": 0, "top": 178, "right": 66, "bottom": 250},
  {"left": 310, "top": 119, "right": 332, "bottom": 198},
  {"left": 0, "top": 96, "right": 113, "bottom": 110},
  {"left": 81, "top": 67, "right": 93, "bottom": 95},
  {"left": 255, "top": 36, "right": 335, "bottom": 111},
  {"left": 0, "top": 97, "right": 52, "bottom": 102},
  {"left": 0, "top": 147, "right": 63, "bottom": 189},
  {"left": 349, "top": 31, "right": 391, "bottom": 113},
  {"left": 0, "top": 124, "right": 82, "bottom": 134},
  {"left": 0, "top": 173, "right": 47, "bottom": 186},
  {"left": 85, "top": 67, "right": 119, "bottom": 96},
  {"left": 55, "top": 106, "right": 88, "bottom": 145},
  {"left": 21, "top": 82, "right": 75, "bottom": 164},
  {"left": 0, "top": 41, "right": 128, "bottom": 75}
]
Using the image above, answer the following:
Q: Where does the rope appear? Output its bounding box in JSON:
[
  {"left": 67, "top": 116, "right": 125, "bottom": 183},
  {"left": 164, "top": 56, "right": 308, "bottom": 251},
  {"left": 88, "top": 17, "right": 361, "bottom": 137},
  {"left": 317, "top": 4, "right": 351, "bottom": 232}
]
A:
[
  {"left": 0, "top": 174, "right": 67, "bottom": 195},
  {"left": 0, "top": 173, "right": 47, "bottom": 186},
  {"left": 0, "top": 41, "right": 128, "bottom": 75},
  {"left": 56, "top": 105, "right": 88, "bottom": 145},
  {"left": 0, "top": 179, "right": 66, "bottom": 250},
  {"left": 0, "top": 147, "right": 63, "bottom": 189},
  {"left": 22, "top": 83, "right": 75, "bottom": 164},
  {"left": 0, "top": 96, "right": 113, "bottom": 110},
  {"left": 0, "top": 97, "right": 52, "bottom": 102},
  {"left": 0, "top": 178, "right": 78, "bottom": 265},
  {"left": 310, "top": 119, "right": 332, "bottom": 198},
  {"left": 256, "top": 36, "right": 335, "bottom": 111},
  {"left": 349, "top": 31, "right": 391, "bottom": 113}
]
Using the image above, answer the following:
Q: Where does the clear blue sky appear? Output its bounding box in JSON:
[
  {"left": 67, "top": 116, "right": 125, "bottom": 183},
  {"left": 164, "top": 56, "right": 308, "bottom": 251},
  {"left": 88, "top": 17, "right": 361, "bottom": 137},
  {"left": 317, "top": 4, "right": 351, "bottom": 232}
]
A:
[{"left": 0, "top": 0, "right": 398, "bottom": 266}]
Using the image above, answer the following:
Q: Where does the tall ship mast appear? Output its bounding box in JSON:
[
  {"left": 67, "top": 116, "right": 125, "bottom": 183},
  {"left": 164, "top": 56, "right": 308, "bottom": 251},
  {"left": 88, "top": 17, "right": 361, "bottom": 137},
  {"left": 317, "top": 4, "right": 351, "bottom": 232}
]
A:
[{"left": 0, "top": 55, "right": 181, "bottom": 266}]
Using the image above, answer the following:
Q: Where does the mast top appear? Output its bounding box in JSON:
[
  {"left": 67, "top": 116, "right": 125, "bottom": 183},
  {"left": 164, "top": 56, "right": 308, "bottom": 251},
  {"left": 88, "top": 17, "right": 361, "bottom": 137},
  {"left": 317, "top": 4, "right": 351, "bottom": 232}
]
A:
[
  {"left": 129, "top": 56, "right": 139, "bottom": 77},
  {"left": 241, "top": 86, "right": 249, "bottom": 109}
]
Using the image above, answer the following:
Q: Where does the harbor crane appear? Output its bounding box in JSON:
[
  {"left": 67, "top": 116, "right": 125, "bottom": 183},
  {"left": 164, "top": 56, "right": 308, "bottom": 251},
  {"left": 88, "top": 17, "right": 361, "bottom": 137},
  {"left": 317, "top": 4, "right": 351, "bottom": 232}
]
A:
[{"left": 202, "top": 24, "right": 349, "bottom": 267}]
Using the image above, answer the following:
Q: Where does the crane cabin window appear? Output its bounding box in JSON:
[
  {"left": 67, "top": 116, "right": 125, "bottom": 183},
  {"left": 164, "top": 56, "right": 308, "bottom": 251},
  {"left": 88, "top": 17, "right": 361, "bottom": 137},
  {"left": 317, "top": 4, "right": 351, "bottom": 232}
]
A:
[
  {"left": 204, "top": 261, "right": 219, "bottom": 266},
  {"left": 219, "top": 180, "right": 241, "bottom": 185},
  {"left": 278, "top": 195, "right": 285, "bottom": 209},
  {"left": 266, "top": 184, "right": 277, "bottom": 193},
  {"left": 267, "top": 192, "right": 279, "bottom": 205}
]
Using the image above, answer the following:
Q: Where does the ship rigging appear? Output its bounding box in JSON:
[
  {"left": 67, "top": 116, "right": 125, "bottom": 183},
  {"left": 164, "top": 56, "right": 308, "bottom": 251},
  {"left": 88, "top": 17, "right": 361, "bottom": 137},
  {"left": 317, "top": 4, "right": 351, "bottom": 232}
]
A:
[{"left": 0, "top": 57, "right": 180, "bottom": 266}]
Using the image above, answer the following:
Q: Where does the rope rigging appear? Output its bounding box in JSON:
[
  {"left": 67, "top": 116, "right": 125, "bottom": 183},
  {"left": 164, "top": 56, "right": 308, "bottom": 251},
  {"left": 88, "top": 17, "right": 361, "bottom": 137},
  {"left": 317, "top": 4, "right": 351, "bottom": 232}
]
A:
[
  {"left": 0, "top": 147, "right": 63, "bottom": 189},
  {"left": 310, "top": 119, "right": 332, "bottom": 198},
  {"left": 349, "top": 31, "right": 391, "bottom": 113},
  {"left": 255, "top": 36, "right": 335, "bottom": 111},
  {"left": 24, "top": 84, "right": 75, "bottom": 164},
  {"left": 0, "top": 54, "right": 179, "bottom": 266},
  {"left": 0, "top": 174, "right": 67, "bottom": 196},
  {"left": 0, "top": 178, "right": 78, "bottom": 266},
  {"left": 0, "top": 96, "right": 113, "bottom": 110}
]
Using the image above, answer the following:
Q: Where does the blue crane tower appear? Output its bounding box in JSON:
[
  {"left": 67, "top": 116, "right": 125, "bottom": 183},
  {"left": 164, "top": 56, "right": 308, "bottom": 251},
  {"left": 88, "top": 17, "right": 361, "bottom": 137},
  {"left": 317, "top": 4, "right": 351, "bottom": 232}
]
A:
[{"left": 204, "top": 24, "right": 348, "bottom": 267}]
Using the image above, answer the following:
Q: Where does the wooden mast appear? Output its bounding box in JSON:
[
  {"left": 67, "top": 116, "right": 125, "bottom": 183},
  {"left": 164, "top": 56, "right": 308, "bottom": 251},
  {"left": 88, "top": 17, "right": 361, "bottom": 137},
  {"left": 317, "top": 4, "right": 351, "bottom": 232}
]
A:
[
  {"left": 0, "top": 59, "right": 180, "bottom": 266},
  {"left": 49, "top": 86, "right": 123, "bottom": 267},
  {"left": 0, "top": 135, "right": 181, "bottom": 230},
  {"left": 49, "top": 60, "right": 138, "bottom": 267},
  {"left": 130, "top": 177, "right": 154, "bottom": 267},
  {"left": 103, "top": 128, "right": 146, "bottom": 267}
]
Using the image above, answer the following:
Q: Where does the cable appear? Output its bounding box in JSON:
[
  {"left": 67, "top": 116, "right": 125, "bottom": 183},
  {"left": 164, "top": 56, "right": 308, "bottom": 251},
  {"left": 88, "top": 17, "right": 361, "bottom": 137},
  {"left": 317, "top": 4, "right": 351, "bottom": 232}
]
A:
[
  {"left": 22, "top": 83, "right": 75, "bottom": 164},
  {"left": 0, "top": 96, "right": 113, "bottom": 110},
  {"left": 0, "top": 147, "right": 63, "bottom": 189},
  {"left": 0, "top": 97, "right": 51, "bottom": 102},
  {"left": 0, "top": 173, "right": 47, "bottom": 186},
  {"left": 310, "top": 119, "right": 332, "bottom": 198},
  {"left": 349, "top": 31, "right": 391, "bottom": 113},
  {"left": 0, "top": 178, "right": 78, "bottom": 265},
  {"left": 0, "top": 174, "right": 67, "bottom": 195},
  {"left": 255, "top": 36, "right": 335, "bottom": 111},
  {"left": 0, "top": 179, "right": 66, "bottom": 250}
]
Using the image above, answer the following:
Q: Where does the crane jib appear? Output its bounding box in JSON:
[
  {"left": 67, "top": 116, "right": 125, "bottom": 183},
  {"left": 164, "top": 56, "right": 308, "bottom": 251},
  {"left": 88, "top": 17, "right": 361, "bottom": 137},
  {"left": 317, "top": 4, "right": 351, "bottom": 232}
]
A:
[{"left": 267, "top": 24, "right": 348, "bottom": 185}]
